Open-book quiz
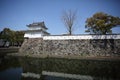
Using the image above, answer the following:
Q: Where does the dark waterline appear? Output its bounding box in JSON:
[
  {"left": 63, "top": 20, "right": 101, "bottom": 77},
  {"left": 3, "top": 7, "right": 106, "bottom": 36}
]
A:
[{"left": 0, "top": 56, "right": 120, "bottom": 80}]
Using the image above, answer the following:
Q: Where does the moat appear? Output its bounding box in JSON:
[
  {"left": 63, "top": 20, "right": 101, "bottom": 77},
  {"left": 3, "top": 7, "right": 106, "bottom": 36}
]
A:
[{"left": 0, "top": 55, "right": 120, "bottom": 80}]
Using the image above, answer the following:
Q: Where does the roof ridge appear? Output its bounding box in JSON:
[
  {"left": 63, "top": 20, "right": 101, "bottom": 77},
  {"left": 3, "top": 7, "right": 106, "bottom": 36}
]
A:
[{"left": 27, "top": 21, "right": 48, "bottom": 29}]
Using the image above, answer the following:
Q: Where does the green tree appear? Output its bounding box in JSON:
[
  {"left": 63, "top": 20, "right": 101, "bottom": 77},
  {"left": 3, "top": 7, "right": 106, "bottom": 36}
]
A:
[
  {"left": 0, "top": 28, "right": 11, "bottom": 46},
  {"left": 0, "top": 28, "right": 24, "bottom": 46},
  {"left": 15, "top": 31, "right": 24, "bottom": 46},
  {"left": 85, "top": 12, "right": 120, "bottom": 34},
  {"left": 0, "top": 28, "right": 11, "bottom": 40}
]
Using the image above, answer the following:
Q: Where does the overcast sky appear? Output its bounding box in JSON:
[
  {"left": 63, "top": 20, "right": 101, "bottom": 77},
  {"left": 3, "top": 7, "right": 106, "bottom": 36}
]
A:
[{"left": 0, "top": 0, "right": 120, "bottom": 34}]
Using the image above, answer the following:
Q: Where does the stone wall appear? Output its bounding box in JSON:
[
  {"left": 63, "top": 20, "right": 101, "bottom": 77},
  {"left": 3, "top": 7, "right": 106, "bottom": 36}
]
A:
[
  {"left": 19, "top": 35, "right": 120, "bottom": 57},
  {"left": 19, "top": 38, "right": 43, "bottom": 55},
  {"left": 43, "top": 39, "right": 120, "bottom": 56}
]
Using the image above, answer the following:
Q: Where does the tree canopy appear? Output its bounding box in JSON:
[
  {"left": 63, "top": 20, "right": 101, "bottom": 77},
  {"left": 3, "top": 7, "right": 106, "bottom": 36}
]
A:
[
  {"left": 85, "top": 12, "right": 120, "bottom": 34},
  {"left": 0, "top": 28, "right": 24, "bottom": 46}
]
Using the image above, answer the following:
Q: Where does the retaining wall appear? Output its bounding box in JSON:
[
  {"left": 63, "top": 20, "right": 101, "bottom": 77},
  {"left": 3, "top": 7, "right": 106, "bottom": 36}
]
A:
[{"left": 19, "top": 35, "right": 120, "bottom": 57}]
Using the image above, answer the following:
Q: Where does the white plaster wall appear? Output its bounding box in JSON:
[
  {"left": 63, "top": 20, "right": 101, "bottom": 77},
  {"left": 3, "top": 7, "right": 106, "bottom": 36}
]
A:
[
  {"left": 43, "top": 35, "right": 120, "bottom": 40},
  {"left": 29, "top": 26, "right": 41, "bottom": 30},
  {"left": 29, "top": 26, "right": 46, "bottom": 31},
  {"left": 24, "top": 32, "right": 42, "bottom": 38}
]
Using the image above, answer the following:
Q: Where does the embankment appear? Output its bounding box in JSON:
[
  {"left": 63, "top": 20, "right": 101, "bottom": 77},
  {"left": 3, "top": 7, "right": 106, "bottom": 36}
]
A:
[{"left": 19, "top": 35, "right": 120, "bottom": 57}]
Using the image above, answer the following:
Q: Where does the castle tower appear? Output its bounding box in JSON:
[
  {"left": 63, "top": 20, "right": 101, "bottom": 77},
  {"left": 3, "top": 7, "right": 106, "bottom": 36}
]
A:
[{"left": 24, "top": 21, "right": 50, "bottom": 38}]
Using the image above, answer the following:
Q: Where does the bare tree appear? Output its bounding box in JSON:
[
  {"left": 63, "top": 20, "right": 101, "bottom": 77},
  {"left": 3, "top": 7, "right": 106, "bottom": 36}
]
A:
[{"left": 62, "top": 10, "right": 77, "bottom": 35}]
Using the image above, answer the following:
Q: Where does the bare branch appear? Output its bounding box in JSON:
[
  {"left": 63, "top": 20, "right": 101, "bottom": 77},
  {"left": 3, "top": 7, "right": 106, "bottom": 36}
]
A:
[{"left": 62, "top": 10, "right": 77, "bottom": 35}]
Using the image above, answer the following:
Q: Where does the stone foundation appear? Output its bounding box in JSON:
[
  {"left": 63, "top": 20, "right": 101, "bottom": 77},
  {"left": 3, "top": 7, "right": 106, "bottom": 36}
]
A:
[
  {"left": 19, "top": 35, "right": 120, "bottom": 57},
  {"left": 19, "top": 38, "right": 43, "bottom": 55},
  {"left": 43, "top": 39, "right": 120, "bottom": 56}
]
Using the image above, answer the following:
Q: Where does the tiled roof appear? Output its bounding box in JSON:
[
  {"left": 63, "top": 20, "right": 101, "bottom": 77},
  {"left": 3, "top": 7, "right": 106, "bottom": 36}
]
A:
[{"left": 27, "top": 21, "right": 48, "bottom": 29}]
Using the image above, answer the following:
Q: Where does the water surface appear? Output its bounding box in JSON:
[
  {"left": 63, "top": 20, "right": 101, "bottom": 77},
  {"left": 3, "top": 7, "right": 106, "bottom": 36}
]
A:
[{"left": 0, "top": 56, "right": 120, "bottom": 80}]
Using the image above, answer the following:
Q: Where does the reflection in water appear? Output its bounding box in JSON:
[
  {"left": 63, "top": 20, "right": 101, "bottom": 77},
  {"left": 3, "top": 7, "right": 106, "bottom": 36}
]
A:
[
  {"left": 0, "top": 56, "right": 21, "bottom": 71},
  {"left": 0, "top": 56, "right": 120, "bottom": 80},
  {"left": 0, "top": 56, "right": 22, "bottom": 80},
  {"left": 42, "top": 71, "right": 93, "bottom": 80},
  {"left": 22, "top": 72, "right": 40, "bottom": 79},
  {"left": 0, "top": 68, "right": 22, "bottom": 80},
  {"left": 19, "top": 57, "right": 120, "bottom": 80}
]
